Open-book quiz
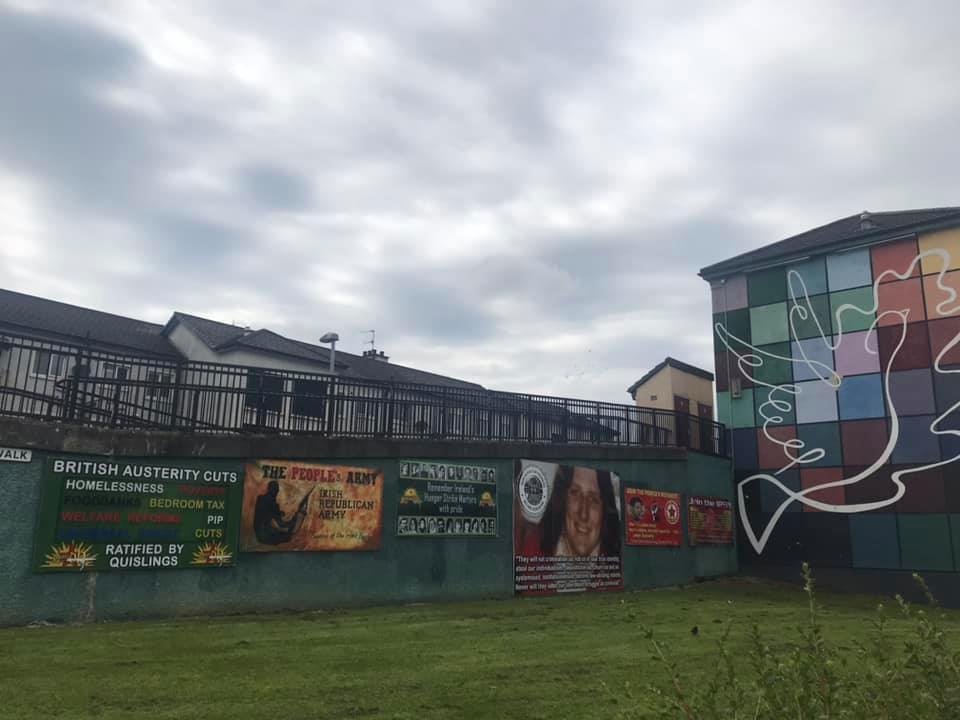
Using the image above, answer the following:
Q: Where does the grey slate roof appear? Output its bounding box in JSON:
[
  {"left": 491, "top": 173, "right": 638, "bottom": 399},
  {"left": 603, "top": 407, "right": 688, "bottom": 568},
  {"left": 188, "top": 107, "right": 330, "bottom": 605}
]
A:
[
  {"left": 699, "top": 207, "right": 960, "bottom": 280},
  {"left": 0, "top": 288, "right": 181, "bottom": 358},
  {"left": 167, "top": 312, "right": 482, "bottom": 389},
  {"left": 2, "top": 290, "right": 485, "bottom": 389},
  {"left": 169, "top": 312, "right": 249, "bottom": 350},
  {"left": 627, "top": 357, "right": 714, "bottom": 398}
]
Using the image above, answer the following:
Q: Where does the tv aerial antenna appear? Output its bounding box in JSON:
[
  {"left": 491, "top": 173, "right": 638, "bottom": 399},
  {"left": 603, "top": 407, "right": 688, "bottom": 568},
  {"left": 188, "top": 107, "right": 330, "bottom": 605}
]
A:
[{"left": 362, "top": 329, "right": 376, "bottom": 352}]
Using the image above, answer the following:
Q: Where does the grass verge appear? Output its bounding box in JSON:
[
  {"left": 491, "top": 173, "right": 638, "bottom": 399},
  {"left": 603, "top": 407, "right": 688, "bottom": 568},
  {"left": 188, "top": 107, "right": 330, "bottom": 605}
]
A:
[{"left": 2, "top": 577, "right": 958, "bottom": 720}]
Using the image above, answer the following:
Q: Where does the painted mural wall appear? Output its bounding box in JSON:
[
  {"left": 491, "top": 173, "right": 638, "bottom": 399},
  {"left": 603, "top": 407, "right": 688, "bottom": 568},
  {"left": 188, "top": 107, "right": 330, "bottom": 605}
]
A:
[
  {"left": 713, "top": 227, "right": 960, "bottom": 573},
  {"left": 0, "top": 437, "right": 735, "bottom": 626}
]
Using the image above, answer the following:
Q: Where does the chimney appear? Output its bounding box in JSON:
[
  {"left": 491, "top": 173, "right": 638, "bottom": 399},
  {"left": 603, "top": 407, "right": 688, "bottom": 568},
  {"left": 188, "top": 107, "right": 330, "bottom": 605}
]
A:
[
  {"left": 859, "top": 211, "right": 876, "bottom": 230},
  {"left": 362, "top": 349, "right": 390, "bottom": 362}
]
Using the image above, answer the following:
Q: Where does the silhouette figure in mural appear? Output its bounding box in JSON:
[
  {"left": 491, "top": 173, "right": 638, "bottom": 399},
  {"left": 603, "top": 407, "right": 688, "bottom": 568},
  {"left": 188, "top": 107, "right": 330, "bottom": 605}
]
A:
[
  {"left": 253, "top": 480, "right": 312, "bottom": 545},
  {"left": 715, "top": 249, "right": 960, "bottom": 554}
]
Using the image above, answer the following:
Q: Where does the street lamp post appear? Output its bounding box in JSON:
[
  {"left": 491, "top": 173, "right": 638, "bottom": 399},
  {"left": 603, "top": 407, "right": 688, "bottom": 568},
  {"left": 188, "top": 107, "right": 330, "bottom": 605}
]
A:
[{"left": 319, "top": 332, "right": 339, "bottom": 374}]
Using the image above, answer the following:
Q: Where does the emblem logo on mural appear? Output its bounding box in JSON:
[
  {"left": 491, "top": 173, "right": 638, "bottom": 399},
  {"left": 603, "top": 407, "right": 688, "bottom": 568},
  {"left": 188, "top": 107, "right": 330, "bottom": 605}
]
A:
[
  {"left": 190, "top": 541, "right": 233, "bottom": 566},
  {"left": 42, "top": 542, "right": 98, "bottom": 570},
  {"left": 716, "top": 248, "right": 960, "bottom": 554},
  {"left": 518, "top": 464, "right": 549, "bottom": 517}
]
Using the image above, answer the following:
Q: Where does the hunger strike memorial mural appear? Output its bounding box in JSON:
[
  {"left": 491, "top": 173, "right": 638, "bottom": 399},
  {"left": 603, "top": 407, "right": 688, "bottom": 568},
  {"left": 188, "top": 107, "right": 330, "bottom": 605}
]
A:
[
  {"left": 513, "top": 460, "right": 623, "bottom": 595},
  {"left": 240, "top": 460, "right": 384, "bottom": 552},
  {"left": 396, "top": 460, "right": 497, "bottom": 537},
  {"left": 713, "top": 228, "right": 960, "bottom": 572},
  {"left": 33, "top": 456, "right": 243, "bottom": 571}
]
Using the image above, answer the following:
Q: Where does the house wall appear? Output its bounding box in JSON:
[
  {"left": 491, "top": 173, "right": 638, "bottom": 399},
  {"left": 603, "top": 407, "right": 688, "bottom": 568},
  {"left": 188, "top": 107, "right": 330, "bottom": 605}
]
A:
[
  {"left": 668, "top": 367, "right": 715, "bottom": 417},
  {"left": 712, "top": 224, "right": 960, "bottom": 592},
  {"left": 633, "top": 367, "right": 673, "bottom": 410},
  {"left": 167, "top": 323, "right": 334, "bottom": 375},
  {"left": 0, "top": 418, "right": 736, "bottom": 625}
]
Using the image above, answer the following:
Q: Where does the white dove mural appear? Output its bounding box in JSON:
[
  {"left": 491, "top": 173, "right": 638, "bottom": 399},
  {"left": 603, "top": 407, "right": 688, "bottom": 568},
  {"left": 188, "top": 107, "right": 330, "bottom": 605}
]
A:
[{"left": 704, "top": 213, "right": 960, "bottom": 570}]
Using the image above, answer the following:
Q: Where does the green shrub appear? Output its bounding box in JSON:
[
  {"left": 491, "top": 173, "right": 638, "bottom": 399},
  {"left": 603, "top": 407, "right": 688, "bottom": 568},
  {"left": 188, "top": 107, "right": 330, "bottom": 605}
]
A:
[{"left": 617, "top": 564, "right": 960, "bottom": 720}]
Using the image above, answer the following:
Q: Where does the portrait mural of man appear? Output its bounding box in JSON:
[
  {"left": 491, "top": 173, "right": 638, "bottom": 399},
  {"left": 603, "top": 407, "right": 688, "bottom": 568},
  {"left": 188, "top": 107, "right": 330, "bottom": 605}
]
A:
[{"left": 514, "top": 460, "right": 623, "bottom": 595}]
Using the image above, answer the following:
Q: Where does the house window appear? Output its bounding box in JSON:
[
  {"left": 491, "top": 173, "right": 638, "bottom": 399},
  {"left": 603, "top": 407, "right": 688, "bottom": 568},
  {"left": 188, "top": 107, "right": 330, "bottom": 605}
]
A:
[
  {"left": 102, "top": 363, "right": 130, "bottom": 381},
  {"left": 291, "top": 379, "right": 326, "bottom": 418},
  {"left": 245, "top": 371, "right": 284, "bottom": 413},
  {"left": 650, "top": 394, "right": 657, "bottom": 401},
  {"left": 146, "top": 371, "right": 173, "bottom": 401},
  {"left": 32, "top": 350, "right": 66, "bottom": 378}
]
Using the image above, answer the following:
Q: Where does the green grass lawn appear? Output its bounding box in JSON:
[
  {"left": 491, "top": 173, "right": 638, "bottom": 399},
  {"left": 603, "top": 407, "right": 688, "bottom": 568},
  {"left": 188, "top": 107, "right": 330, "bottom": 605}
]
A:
[{"left": 2, "top": 577, "right": 958, "bottom": 720}]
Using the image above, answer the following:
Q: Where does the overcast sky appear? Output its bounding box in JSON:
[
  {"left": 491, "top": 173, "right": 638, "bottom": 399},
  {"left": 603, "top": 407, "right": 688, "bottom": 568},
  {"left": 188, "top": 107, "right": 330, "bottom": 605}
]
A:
[{"left": 2, "top": 1, "right": 958, "bottom": 402}]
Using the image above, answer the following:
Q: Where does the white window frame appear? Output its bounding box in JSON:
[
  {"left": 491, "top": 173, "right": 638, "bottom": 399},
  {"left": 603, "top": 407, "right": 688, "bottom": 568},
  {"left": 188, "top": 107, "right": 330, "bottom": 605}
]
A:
[
  {"left": 31, "top": 350, "right": 66, "bottom": 378},
  {"left": 101, "top": 363, "right": 130, "bottom": 380},
  {"left": 145, "top": 370, "right": 173, "bottom": 401}
]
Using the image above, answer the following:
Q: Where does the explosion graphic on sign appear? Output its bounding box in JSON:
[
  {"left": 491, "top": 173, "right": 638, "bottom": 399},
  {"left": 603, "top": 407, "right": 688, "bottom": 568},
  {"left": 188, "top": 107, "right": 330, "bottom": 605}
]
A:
[
  {"left": 191, "top": 542, "right": 233, "bottom": 566},
  {"left": 42, "top": 542, "right": 97, "bottom": 570}
]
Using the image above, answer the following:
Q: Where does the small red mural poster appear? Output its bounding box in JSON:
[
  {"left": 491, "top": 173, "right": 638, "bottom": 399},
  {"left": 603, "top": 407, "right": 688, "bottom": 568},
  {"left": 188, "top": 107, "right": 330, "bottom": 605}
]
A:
[
  {"left": 624, "top": 488, "right": 682, "bottom": 546},
  {"left": 687, "top": 495, "right": 734, "bottom": 545}
]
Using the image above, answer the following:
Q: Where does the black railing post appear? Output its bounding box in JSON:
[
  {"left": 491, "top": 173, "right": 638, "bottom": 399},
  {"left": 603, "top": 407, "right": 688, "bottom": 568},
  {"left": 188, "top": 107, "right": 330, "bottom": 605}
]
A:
[
  {"left": 385, "top": 387, "right": 394, "bottom": 438},
  {"left": 77, "top": 336, "right": 91, "bottom": 422},
  {"left": 253, "top": 373, "right": 264, "bottom": 430},
  {"left": 327, "top": 377, "right": 339, "bottom": 437},
  {"left": 562, "top": 400, "right": 569, "bottom": 443},
  {"left": 110, "top": 381, "right": 122, "bottom": 426},
  {"left": 65, "top": 346, "right": 82, "bottom": 421},
  {"left": 169, "top": 364, "right": 184, "bottom": 430},
  {"left": 526, "top": 395, "right": 533, "bottom": 443},
  {"left": 190, "top": 390, "right": 200, "bottom": 432},
  {"left": 440, "top": 387, "right": 448, "bottom": 439}
]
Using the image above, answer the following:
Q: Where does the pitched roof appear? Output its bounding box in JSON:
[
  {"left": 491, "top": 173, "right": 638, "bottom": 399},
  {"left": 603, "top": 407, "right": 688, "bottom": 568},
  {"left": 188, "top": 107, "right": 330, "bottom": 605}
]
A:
[
  {"left": 627, "top": 357, "right": 714, "bottom": 397},
  {"left": 168, "top": 312, "right": 249, "bottom": 349},
  {"left": 167, "top": 312, "right": 482, "bottom": 389},
  {"left": 0, "top": 288, "right": 181, "bottom": 358},
  {"left": 699, "top": 207, "right": 960, "bottom": 280}
]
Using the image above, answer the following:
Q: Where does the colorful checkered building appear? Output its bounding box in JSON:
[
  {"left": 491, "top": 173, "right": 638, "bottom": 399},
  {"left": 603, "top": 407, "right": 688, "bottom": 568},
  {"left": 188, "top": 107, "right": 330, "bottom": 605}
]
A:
[{"left": 700, "top": 208, "right": 960, "bottom": 587}]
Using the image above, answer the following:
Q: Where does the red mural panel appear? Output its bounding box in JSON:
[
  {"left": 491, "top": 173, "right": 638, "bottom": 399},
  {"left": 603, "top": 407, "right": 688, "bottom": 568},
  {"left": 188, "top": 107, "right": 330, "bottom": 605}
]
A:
[
  {"left": 871, "top": 237, "right": 920, "bottom": 283},
  {"left": 878, "top": 322, "right": 931, "bottom": 371},
  {"left": 840, "top": 419, "right": 890, "bottom": 467},
  {"left": 928, "top": 317, "right": 960, "bottom": 367},
  {"left": 800, "top": 468, "right": 845, "bottom": 511}
]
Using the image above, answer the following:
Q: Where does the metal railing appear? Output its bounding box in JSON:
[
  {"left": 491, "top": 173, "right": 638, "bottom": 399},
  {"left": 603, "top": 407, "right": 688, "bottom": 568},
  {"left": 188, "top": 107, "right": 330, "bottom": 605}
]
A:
[{"left": 0, "top": 333, "right": 727, "bottom": 455}]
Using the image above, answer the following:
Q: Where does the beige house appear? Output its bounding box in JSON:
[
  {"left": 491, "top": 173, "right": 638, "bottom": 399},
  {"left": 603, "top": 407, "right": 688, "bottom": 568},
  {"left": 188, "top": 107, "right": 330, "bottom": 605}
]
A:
[{"left": 627, "top": 358, "right": 714, "bottom": 448}]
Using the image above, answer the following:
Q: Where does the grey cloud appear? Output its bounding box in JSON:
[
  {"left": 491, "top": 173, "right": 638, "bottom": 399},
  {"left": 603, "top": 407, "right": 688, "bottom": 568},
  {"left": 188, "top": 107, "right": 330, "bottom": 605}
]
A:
[
  {"left": 3, "top": 1, "right": 960, "bottom": 403},
  {"left": 237, "top": 164, "right": 313, "bottom": 210},
  {"left": 0, "top": 5, "right": 153, "bottom": 206},
  {"left": 366, "top": 272, "right": 500, "bottom": 343}
]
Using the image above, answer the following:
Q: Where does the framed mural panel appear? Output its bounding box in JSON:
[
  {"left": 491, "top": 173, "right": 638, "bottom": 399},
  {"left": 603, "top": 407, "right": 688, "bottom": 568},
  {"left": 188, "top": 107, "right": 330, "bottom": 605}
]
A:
[
  {"left": 513, "top": 460, "right": 623, "bottom": 595},
  {"left": 687, "top": 495, "right": 734, "bottom": 545},
  {"left": 241, "top": 460, "right": 383, "bottom": 552},
  {"left": 33, "top": 456, "right": 242, "bottom": 572},
  {"left": 396, "top": 460, "right": 497, "bottom": 537},
  {"left": 624, "top": 488, "right": 682, "bottom": 546}
]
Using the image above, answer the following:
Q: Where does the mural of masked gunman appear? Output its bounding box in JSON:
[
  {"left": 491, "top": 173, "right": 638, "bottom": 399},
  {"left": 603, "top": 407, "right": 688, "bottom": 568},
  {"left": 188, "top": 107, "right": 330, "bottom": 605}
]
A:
[{"left": 253, "top": 480, "right": 312, "bottom": 545}]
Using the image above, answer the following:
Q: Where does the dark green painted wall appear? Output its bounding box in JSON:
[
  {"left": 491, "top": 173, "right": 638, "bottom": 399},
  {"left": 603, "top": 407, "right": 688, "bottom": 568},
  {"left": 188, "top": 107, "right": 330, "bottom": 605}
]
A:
[{"left": 0, "top": 427, "right": 735, "bottom": 626}]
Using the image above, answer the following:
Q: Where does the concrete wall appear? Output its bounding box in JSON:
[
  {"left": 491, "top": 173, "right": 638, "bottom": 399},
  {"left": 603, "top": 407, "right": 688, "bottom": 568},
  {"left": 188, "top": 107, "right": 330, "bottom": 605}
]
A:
[
  {"left": 0, "top": 417, "right": 736, "bottom": 625},
  {"left": 711, "top": 224, "right": 960, "bottom": 598}
]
